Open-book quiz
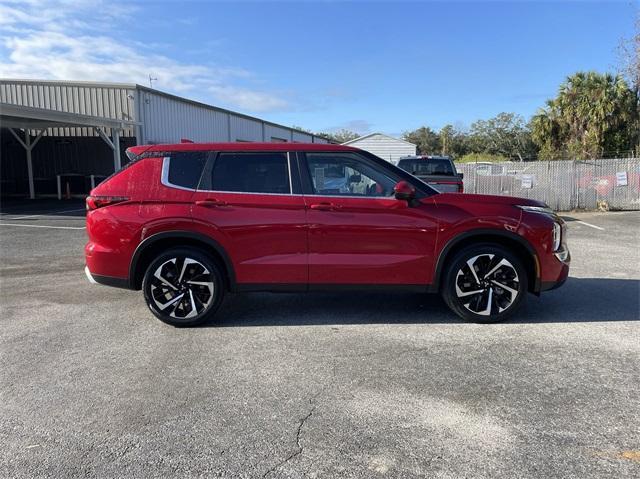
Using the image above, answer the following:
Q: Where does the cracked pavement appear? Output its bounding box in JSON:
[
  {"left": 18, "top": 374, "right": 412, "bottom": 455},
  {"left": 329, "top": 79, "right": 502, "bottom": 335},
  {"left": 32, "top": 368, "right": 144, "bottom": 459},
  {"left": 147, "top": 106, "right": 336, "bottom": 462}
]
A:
[{"left": 0, "top": 204, "right": 639, "bottom": 478}]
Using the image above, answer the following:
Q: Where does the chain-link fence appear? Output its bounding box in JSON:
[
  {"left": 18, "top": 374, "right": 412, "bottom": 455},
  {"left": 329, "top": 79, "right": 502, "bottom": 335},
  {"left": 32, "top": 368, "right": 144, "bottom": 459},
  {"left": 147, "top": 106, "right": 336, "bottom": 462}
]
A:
[{"left": 456, "top": 158, "right": 640, "bottom": 211}]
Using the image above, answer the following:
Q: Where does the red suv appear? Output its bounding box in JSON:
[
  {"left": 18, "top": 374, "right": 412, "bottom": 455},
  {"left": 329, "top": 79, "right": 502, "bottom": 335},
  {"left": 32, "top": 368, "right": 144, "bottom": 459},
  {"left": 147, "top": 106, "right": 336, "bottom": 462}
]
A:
[{"left": 85, "top": 143, "right": 569, "bottom": 326}]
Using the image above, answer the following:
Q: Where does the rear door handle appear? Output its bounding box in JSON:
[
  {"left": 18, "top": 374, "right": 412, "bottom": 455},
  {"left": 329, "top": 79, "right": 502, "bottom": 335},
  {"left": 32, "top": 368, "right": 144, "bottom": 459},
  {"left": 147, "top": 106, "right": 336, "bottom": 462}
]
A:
[
  {"left": 195, "top": 198, "right": 228, "bottom": 207},
  {"left": 309, "top": 202, "right": 340, "bottom": 211}
]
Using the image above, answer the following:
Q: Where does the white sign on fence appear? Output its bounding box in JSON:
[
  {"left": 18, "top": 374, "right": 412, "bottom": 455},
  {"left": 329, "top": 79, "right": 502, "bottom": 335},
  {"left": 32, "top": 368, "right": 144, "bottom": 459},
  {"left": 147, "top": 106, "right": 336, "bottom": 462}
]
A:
[
  {"left": 616, "top": 171, "right": 628, "bottom": 187},
  {"left": 521, "top": 174, "right": 534, "bottom": 189}
]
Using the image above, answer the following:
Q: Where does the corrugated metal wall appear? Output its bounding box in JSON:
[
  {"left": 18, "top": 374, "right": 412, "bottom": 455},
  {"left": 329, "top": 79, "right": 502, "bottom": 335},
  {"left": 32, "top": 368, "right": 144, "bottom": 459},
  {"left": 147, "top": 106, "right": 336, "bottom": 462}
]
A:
[
  {"left": 345, "top": 134, "right": 416, "bottom": 164},
  {"left": 138, "top": 89, "right": 230, "bottom": 143},
  {"left": 137, "top": 87, "right": 327, "bottom": 144},
  {"left": 292, "top": 130, "right": 314, "bottom": 143},
  {"left": 264, "top": 124, "right": 292, "bottom": 142},
  {"left": 0, "top": 80, "right": 136, "bottom": 137},
  {"left": 229, "top": 114, "right": 263, "bottom": 143}
]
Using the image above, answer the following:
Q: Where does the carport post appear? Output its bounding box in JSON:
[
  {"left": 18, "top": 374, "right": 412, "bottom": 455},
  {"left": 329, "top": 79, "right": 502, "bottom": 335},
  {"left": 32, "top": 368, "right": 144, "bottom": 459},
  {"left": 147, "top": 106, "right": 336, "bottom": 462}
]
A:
[
  {"left": 25, "top": 133, "right": 34, "bottom": 199},
  {"left": 95, "top": 126, "right": 122, "bottom": 172},
  {"left": 8, "top": 128, "right": 45, "bottom": 199},
  {"left": 113, "top": 129, "right": 121, "bottom": 171}
]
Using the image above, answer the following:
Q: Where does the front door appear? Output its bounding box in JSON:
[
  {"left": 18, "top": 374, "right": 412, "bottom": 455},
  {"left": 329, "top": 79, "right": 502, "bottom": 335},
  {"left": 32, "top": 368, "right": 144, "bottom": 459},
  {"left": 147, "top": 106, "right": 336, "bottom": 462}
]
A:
[
  {"left": 301, "top": 151, "right": 438, "bottom": 287},
  {"left": 191, "top": 151, "right": 307, "bottom": 287}
]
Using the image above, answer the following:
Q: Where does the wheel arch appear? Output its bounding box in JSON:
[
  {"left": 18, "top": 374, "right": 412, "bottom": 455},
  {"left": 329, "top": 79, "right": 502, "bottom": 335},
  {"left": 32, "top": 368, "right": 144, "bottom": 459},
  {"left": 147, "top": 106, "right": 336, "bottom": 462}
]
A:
[
  {"left": 430, "top": 229, "right": 540, "bottom": 294},
  {"left": 129, "top": 231, "right": 236, "bottom": 291}
]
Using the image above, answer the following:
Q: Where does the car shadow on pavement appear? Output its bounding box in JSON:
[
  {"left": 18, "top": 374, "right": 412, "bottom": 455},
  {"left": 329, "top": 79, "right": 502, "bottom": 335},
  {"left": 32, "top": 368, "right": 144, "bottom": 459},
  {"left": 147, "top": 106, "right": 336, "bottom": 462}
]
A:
[{"left": 209, "top": 277, "right": 639, "bottom": 327}]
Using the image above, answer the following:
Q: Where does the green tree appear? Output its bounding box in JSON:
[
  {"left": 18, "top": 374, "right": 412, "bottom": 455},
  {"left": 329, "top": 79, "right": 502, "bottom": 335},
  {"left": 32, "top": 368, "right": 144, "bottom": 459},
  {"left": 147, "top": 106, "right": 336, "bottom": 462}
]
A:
[
  {"left": 402, "top": 126, "right": 440, "bottom": 154},
  {"left": 531, "top": 71, "right": 639, "bottom": 159},
  {"left": 468, "top": 112, "right": 536, "bottom": 161},
  {"left": 317, "top": 129, "right": 360, "bottom": 144},
  {"left": 439, "top": 124, "right": 470, "bottom": 157},
  {"left": 618, "top": 15, "right": 639, "bottom": 94}
]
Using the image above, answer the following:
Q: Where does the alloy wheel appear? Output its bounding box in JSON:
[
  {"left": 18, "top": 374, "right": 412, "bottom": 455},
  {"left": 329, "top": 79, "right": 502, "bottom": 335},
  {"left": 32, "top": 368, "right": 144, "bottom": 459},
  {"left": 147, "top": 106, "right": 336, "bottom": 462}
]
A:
[
  {"left": 454, "top": 253, "right": 520, "bottom": 316},
  {"left": 149, "top": 257, "right": 215, "bottom": 319}
]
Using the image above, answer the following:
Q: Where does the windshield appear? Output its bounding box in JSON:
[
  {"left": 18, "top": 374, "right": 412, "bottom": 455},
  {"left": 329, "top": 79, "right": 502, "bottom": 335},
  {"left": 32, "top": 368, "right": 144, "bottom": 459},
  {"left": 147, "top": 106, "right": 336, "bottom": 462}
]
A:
[{"left": 398, "top": 159, "right": 455, "bottom": 176}]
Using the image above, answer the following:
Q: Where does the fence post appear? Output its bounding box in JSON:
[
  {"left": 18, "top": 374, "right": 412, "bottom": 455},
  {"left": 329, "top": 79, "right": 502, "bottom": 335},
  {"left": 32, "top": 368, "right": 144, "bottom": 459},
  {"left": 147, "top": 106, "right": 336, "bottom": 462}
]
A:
[
  {"left": 474, "top": 157, "right": 478, "bottom": 194},
  {"left": 572, "top": 160, "right": 578, "bottom": 210}
]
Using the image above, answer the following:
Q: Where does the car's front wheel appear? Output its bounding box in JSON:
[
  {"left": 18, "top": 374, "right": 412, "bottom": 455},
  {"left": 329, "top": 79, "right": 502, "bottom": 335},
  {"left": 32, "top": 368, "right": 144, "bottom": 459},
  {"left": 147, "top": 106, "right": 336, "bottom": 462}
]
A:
[
  {"left": 442, "top": 244, "right": 528, "bottom": 323},
  {"left": 142, "top": 248, "right": 224, "bottom": 327}
]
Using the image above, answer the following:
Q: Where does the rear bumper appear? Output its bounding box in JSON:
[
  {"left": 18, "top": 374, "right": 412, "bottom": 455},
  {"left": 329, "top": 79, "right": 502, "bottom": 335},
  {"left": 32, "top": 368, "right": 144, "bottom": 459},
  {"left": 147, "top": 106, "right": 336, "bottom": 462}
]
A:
[{"left": 84, "top": 265, "right": 130, "bottom": 289}]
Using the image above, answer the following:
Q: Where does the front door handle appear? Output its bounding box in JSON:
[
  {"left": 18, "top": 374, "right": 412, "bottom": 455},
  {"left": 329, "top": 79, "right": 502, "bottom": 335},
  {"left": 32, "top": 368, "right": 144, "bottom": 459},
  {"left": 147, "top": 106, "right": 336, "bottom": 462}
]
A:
[
  {"left": 309, "top": 202, "right": 340, "bottom": 211},
  {"left": 195, "top": 198, "right": 228, "bottom": 207}
]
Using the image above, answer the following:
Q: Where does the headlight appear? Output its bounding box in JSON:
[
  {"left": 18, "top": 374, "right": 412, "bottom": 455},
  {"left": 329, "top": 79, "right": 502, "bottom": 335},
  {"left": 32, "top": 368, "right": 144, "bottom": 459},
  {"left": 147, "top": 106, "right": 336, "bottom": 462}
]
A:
[
  {"left": 552, "top": 222, "right": 561, "bottom": 251},
  {"left": 516, "top": 205, "right": 555, "bottom": 215}
]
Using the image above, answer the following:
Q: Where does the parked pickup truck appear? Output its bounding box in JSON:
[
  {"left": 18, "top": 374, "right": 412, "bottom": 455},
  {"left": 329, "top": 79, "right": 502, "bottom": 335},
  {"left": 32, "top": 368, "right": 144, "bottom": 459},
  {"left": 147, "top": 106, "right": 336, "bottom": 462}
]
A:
[{"left": 397, "top": 155, "right": 464, "bottom": 193}]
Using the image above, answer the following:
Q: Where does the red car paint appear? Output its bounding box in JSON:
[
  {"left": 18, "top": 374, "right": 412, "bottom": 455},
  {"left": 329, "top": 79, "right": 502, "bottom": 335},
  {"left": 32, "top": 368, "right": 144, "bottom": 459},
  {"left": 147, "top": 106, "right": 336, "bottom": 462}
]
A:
[{"left": 85, "top": 142, "right": 568, "bottom": 296}]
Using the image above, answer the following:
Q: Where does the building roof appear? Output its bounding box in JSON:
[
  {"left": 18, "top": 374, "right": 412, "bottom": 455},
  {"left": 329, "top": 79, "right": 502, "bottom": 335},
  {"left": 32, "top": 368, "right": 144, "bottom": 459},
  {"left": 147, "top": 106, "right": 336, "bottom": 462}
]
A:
[
  {"left": 342, "top": 132, "right": 416, "bottom": 147},
  {"left": 0, "top": 102, "right": 139, "bottom": 130}
]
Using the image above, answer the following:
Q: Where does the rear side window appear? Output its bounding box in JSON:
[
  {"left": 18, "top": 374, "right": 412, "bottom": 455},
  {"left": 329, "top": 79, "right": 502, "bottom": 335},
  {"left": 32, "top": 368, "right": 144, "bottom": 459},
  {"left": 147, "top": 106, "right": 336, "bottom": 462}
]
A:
[
  {"left": 210, "top": 152, "right": 290, "bottom": 194},
  {"left": 165, "top": 152, "right": 207, "bottom": 189},
  {"left": 399, "top": 159, "right": 455, "bottom": 176}
]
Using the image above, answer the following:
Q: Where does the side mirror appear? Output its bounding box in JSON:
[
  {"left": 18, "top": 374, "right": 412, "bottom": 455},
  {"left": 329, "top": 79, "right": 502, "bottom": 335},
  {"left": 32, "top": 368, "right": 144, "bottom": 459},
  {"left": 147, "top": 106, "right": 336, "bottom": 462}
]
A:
[
  {"left": 458, "top": 172, "right": 464, "bottom": 180},
  {"left": 393, "top": 180, "right": 416, "bottom": 201},
  {"left": 349, "top": 174, "right": 362, "bottom": 183}
]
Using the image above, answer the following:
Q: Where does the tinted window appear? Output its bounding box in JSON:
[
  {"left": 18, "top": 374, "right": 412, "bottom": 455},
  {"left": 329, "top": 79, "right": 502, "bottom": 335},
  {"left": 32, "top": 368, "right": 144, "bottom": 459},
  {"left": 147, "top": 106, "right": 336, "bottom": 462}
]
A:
[
  {"left": 167, "top": 152, "right": 207, "bottom": 189},
  {"left": 306, "top": 152, "right": 398, "bottom": 197},
  {"left": 398, "top": 159, "right": 455, "bottom": 176},
  {"left": 211, "top": 152, "right": 290, "bottom": 194}
]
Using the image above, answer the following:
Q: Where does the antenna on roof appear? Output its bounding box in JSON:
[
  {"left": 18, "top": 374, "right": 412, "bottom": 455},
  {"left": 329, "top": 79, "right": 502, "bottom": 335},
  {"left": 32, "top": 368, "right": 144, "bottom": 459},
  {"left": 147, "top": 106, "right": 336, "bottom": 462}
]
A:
[{"left": 148, "top": 74, "right": 158, "bottom": 89}]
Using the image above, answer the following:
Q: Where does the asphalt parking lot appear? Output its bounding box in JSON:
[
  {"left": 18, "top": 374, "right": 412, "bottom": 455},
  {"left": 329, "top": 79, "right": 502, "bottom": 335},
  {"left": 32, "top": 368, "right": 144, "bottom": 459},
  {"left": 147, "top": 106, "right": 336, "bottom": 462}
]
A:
[{"left": 0, "top": 200, "right": 638, "bottom": 478}]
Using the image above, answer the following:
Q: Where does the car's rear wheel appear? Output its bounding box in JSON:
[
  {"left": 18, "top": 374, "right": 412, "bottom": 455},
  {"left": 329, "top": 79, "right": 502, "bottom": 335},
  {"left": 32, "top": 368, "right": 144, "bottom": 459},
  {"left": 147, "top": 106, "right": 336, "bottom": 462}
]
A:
[
  {"left": 142, "top": 248, "right": 224, "bottom": 327},
  {"left": 441, "top": 244, "right": 528, "bottom": 323}
]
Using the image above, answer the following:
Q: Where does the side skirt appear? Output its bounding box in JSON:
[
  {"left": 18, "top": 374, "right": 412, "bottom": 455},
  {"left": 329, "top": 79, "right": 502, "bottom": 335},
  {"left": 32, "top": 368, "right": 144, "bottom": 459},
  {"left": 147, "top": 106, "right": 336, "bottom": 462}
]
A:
[{"left": 235, "top": 283, "right": 430, "bottom": 293}]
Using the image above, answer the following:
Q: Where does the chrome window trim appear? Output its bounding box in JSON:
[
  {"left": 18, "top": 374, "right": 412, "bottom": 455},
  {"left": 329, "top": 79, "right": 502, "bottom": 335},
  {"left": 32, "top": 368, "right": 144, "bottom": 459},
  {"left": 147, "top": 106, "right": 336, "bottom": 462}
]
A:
[
  {"left": 302, "top": 194, "right": 396, "bottom": 200},
  {"left": 161, "top": 152, "right": 396, "bottom": 200},
  {"left": 286, "top": 152, "right": 294, "bottom": 194},
  {"left": 195, "top": 189, "right": 297, "bottom": 197},
  {"left": 161, "top": 156, "right": 199, "bottom": 192}
]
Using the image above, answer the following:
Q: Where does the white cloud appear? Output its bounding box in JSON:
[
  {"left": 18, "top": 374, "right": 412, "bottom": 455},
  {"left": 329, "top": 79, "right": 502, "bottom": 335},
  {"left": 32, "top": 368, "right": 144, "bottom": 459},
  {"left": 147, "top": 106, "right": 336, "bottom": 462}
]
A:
[
  {"left": 325, "top": 119, "right": 374, "bottom": 135},
  {"left": 0, "top": 0, "right": 290, "bottom": 113}
]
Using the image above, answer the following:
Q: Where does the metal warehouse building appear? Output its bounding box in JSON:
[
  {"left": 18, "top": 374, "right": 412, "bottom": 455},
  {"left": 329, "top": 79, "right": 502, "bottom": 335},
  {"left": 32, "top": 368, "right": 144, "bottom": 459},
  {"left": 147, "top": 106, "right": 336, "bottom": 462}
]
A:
[
  {"left": 0, "top": 79, "right": 328, "bottom": 199},
  {"left": 343, "top": 133, "right": 416, "bottom": 165}
]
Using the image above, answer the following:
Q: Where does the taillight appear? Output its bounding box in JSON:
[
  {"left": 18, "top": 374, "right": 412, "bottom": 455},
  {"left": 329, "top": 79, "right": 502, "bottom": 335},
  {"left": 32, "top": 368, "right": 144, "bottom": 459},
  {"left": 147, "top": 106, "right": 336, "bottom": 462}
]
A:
[{"left": 86, "top": 196, "right": 129, "bottom": 210}]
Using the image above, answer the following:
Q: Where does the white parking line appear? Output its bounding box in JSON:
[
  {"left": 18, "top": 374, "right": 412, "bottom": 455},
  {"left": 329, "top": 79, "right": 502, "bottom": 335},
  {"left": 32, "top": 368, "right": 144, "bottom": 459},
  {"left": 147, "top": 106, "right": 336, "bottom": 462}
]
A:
[
  {"left": 0, "top": 223, "right": 85, "bottom": 230},
  {"left": 575, "top": 220, "right": 605, "bottom": 231},
  {"left": 11, "top": 208, "right": 86, "bottom": 220}
]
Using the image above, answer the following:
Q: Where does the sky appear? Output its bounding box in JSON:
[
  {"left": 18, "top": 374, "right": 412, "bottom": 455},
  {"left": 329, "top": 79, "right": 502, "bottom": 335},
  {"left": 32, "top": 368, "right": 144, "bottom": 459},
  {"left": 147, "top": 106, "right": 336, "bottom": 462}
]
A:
[{"left": 0, "top": 0, "right": 637, "bottom": 136}]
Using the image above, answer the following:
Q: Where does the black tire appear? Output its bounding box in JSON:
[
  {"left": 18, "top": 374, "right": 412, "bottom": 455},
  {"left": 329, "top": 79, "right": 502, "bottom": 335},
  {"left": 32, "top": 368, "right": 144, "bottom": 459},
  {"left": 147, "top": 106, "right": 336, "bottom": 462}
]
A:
[
  {"left": 142, "top": 247, "right": 224, "bottom": 327},
  {"left": 441, "top": 243, "right": 528, "bottom": 323}
]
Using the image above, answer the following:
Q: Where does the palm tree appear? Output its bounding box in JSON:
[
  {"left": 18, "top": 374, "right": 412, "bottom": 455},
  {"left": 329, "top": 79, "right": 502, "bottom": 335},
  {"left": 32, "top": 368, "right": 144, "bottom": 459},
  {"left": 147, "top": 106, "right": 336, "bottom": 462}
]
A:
[{"left": 531, "top": 71, "right": 639, "bottom": 159}]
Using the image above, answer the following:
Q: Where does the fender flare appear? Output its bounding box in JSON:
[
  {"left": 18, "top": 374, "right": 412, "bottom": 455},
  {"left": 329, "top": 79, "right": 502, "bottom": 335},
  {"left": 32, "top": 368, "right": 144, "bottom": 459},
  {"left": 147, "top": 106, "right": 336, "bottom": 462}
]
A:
[
  {"left": 429, "top": 228, "right": 540, "bottom": 293},
  {"left": 128, "top": 230, "right": 236, "bottom": 290}
]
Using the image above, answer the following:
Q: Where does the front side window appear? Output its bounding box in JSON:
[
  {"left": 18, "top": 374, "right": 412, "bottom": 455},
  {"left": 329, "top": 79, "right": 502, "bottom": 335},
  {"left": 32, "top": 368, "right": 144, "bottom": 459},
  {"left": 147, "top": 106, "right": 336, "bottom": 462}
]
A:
[
  {"left": 210, "top": 152, "right": 290, "bottom": 194},
  {"left": 306, "top": 152, "right": 398, "bottom": 197},
  {"left": 166, "top": 151, "right": 207, "bottom": 189}
]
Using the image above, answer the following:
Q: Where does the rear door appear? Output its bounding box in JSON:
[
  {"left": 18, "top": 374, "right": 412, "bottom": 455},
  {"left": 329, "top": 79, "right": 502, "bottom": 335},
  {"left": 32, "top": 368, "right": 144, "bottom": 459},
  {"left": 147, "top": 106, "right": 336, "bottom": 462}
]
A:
[
  {"left": 300, "top": 151, "right": 437, "bottom": 286},
  {"left": 191, "top": 150, "right": 307, "bottom": 287}
]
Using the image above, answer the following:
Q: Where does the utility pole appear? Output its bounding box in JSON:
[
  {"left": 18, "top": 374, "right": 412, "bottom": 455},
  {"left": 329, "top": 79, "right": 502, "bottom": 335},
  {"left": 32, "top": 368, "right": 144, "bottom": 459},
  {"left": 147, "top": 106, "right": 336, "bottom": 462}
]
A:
[{"left": 148, "top": 75, "right": 157, "bottom": 89}]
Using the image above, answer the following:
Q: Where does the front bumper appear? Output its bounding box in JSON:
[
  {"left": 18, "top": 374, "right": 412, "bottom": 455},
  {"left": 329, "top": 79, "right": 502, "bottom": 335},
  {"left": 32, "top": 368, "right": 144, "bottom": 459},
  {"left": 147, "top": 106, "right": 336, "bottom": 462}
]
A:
[{"left": 540, "top": 259, "right": 570, "bottom": 292}]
